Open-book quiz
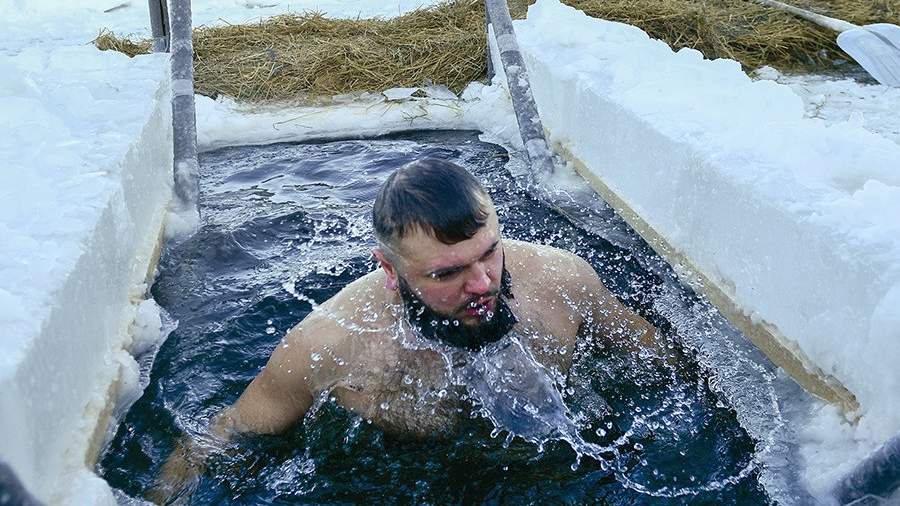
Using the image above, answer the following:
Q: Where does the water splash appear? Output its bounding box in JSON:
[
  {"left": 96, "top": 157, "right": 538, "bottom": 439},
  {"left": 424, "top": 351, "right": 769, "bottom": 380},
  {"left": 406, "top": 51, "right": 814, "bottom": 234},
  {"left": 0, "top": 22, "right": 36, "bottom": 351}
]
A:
[{"left": 432, "top": 329, "right": 761, "bottom": 499}]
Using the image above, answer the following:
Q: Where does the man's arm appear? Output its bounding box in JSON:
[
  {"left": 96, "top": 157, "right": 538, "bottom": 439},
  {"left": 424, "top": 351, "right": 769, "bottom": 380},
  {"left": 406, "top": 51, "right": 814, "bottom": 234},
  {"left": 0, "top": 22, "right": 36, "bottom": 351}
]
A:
[
  {"left": 225, "top": 326, "right": 316, "bottom": 433},
  {"left": 568, "top": 253, "right": 674, "bottom": 361},
  {"left": 149, "top": 324, "right": 317, "bottom": 504}
]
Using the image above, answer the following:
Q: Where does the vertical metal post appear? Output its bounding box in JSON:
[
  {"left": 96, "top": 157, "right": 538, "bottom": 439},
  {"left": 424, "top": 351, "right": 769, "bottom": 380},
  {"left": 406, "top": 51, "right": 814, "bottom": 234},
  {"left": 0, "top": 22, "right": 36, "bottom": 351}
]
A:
[
  {"left": 148, "top": 0, "right": 169, "bottom": 52},
  {"left": 834, "top": 433, "right": 900, "bottom": 504},
  {"left": 484, "top": 0, "right": 555, "bottom": 183},
  {"left": 169, "top": 0, "right": 201, "bottom": 230},
  {"left": 484, "top": 7, "right": 494, "bottom": 81},
  {"left": 0, "top": 461, "right": 41, "bottom": 506}
]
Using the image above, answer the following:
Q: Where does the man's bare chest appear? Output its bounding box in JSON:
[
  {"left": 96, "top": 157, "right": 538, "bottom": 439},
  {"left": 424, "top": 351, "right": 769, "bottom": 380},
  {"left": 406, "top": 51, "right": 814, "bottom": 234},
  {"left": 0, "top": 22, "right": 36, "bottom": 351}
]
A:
[{"left": 331, "top": 344, "right": 464, "bottom": 437}]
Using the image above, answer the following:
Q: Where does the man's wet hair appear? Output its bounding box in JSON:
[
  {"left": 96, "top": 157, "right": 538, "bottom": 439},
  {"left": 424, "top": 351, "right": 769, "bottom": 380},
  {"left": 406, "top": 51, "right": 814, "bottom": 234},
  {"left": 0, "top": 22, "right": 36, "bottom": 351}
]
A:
[{"left": 373, "top": 158, "right": 490, "bottom": 252}]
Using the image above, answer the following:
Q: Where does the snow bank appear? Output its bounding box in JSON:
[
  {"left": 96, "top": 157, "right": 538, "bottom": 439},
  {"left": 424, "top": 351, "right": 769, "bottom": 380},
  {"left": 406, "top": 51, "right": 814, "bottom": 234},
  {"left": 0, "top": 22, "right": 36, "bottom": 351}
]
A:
[
  {"left": 754, "top": 67, "right": 900, "bottom": 147},
  {"left": 195, "top": 83, "right": 520, "bottom": 152},
  {"left": 514, "top": 0, "right": 900, "bottom": 496},
  {"left": 0, "top": 43, "right": 173, "bottom": 503}
]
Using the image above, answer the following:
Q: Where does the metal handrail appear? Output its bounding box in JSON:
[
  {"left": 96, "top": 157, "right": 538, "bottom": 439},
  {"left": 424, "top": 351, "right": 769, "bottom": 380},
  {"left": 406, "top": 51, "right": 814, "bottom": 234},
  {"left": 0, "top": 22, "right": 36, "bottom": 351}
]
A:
[
  {"left": 483, "top": 0, "right": 555, "bottom": 183},
  {"left": 834, "top": 432, "right": 900, "bottom": 504},
  {"left": 147, "top": 0, "right": 200, "bottom": 229},
  {"left": 148, "top": 0, "right": 169, "bottom": 52}
]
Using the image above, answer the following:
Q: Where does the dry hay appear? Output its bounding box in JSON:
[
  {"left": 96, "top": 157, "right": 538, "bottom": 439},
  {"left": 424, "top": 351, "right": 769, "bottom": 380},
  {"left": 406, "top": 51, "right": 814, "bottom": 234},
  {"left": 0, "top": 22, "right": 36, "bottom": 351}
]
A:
[
  {"left": 98, "top": 0, "right": 488, "bottom": 102},
  {"left": 556, "top": 0, "right": 900, "bottom": 73},
  {"left": 95, "top": 0, "right": 900, "bottom": 102}
]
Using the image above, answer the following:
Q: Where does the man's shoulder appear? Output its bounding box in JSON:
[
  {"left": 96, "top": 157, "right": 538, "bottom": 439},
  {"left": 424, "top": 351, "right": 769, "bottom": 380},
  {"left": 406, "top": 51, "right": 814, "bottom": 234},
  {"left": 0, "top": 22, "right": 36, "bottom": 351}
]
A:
[
  {"left": 286, "top": 269, "right": 394, "bottom": 346},
  {"left": 505, "top": 240, "right": 593, "bottom": 278},
  {"left": 504, "top": 240, "right": 602, "bottom": 311}
]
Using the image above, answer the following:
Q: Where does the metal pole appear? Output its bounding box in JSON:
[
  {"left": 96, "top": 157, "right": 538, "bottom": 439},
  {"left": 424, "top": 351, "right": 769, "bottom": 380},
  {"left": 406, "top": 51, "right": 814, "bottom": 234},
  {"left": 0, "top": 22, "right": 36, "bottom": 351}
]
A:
[
  {"left": 0, "top": 460, "right": 42, "bottom": 506},
  {"left": 148, "top": 0, "right": 169, "bottom": 52},
  {"left": 169, "top": 0, "right": 201, "bottom": 230},
  {"left": 834, "top": 433, "right": 900, "bottom": 504},
  {"left": 484, "top": 7, "right": 494, "bottom": 81},
  {"left": 484, "top": 0, "right": 555, "bottom": 183}
]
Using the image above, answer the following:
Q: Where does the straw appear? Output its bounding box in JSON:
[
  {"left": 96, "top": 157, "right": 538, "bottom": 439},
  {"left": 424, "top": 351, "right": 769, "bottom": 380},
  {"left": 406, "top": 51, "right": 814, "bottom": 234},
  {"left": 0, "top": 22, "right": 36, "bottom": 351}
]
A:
[{"left": 94, "top": 0, "right": 900, "bottom": 102}]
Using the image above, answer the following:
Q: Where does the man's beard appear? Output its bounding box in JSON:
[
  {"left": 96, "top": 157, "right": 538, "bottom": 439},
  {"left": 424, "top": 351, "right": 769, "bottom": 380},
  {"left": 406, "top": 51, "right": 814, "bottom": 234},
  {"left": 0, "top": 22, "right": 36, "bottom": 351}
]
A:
[{"left": 398, "top": 266, "right": 517, "bottom": 352}]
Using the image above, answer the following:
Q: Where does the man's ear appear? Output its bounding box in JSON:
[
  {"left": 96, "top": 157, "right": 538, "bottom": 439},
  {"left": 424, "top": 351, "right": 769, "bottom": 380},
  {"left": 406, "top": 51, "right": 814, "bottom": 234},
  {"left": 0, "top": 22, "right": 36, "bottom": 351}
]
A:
[{"left": 373, "top": 247, "right": 399, "bottom": 291}]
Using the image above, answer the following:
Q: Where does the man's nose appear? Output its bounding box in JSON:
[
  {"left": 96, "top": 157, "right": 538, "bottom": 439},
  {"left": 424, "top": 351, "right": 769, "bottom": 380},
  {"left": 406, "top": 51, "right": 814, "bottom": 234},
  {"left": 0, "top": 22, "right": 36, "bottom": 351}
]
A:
[{"left": 464, "top": 262, "right": 491, "bottom": 294}]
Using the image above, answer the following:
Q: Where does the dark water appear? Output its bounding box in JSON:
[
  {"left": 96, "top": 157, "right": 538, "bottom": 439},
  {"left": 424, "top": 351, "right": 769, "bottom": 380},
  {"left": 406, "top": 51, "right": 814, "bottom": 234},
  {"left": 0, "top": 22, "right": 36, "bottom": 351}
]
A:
[{"left": 98, "top": 130, "right": 771, "bottom": 505}]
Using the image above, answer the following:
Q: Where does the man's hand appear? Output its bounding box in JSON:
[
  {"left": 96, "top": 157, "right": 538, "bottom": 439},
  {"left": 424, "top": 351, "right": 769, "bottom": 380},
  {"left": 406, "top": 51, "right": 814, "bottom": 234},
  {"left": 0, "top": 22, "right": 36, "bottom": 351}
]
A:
[
  {"left": 147, "top": 435, "right": 205, "bottom": 505},
  {"left": 147, "top": 322, "right": 320, "bottom": 504}
]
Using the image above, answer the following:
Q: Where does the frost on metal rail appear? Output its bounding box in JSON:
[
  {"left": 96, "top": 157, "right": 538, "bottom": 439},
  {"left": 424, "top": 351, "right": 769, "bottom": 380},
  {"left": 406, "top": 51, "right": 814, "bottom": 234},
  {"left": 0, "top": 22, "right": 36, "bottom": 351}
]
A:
[
  {"left": 150, "top": 0, "right": 199, "bottom": 233},
  {"left": 835, "top": 433, "right": 900, "bottom": 505},
  {"left": 484, "top": 0, "right": 555, "bottom": 184}
]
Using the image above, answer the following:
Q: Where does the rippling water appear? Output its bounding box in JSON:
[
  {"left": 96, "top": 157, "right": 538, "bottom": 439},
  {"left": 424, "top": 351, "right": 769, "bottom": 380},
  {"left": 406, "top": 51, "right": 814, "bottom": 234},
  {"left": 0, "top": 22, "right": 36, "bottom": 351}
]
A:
[{"left": 99, "top": 130, "right": 771, "bottom": 504}]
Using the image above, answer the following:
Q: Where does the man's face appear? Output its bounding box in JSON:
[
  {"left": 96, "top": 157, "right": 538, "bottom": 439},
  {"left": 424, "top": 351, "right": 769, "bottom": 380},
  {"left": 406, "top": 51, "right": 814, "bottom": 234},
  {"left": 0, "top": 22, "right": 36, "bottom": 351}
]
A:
[{"left": 386, "top": 209, "right": 504, "bottom": 327}]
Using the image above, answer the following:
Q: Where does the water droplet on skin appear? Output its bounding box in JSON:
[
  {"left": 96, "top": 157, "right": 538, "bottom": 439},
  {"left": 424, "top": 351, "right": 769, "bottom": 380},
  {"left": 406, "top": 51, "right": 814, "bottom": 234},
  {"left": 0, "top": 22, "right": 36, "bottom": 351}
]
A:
[
  {"left": 403, "top": 374, "right": 413, "bottom": 385},
  {"left": 380, "top": 401, "right": 390, "bottom": 410},
  {"left": 310, "top": 353, "right": 322, "bottom": 362}
]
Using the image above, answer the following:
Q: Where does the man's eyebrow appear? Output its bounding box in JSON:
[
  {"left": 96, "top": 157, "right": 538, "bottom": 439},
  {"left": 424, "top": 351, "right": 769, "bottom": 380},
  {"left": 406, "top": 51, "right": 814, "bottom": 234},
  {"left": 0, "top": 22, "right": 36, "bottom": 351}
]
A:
[{"left": 428, "top": 239, "right": 500, "bottom": 276}]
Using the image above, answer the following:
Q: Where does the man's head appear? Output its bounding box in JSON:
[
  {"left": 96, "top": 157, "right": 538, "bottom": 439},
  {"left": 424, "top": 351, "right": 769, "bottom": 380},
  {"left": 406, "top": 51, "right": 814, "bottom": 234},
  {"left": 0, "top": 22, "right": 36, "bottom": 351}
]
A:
[{"left": 372, "top": 159, "right": 505, "bottom": 329}]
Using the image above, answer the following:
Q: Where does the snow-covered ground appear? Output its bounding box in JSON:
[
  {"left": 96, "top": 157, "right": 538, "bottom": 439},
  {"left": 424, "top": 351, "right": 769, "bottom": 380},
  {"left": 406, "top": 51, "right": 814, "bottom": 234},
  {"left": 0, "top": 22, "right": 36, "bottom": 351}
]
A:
[
  {"left": 0, "top": 7, "right": 176, "bottom": 505},
  {"left": 755, "top": 66, "right": 900, "bottom": 147},
  {"left": 2, "top": 0, "right": 899, "bottom": 504}
]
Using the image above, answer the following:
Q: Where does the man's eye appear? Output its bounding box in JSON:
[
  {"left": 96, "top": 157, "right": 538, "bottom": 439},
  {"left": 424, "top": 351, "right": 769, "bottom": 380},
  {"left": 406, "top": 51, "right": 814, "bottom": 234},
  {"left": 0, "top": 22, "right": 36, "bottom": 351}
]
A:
[{"left": 431, "top": 269, "right": 461, "bottom": 280}]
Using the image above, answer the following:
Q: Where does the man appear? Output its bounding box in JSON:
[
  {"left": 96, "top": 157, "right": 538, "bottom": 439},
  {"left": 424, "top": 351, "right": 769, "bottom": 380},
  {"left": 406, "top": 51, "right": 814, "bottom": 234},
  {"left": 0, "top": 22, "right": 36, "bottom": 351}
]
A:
[{"left": 154, "top": 158, "right": 662, "bottom": 500}]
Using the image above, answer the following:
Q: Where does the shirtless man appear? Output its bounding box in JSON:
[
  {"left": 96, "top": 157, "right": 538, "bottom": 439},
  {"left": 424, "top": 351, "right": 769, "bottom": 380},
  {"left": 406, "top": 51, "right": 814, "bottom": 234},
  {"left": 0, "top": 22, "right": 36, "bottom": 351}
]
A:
[{"left": 153, "top": 158, "right": 662, "bottom": 501}]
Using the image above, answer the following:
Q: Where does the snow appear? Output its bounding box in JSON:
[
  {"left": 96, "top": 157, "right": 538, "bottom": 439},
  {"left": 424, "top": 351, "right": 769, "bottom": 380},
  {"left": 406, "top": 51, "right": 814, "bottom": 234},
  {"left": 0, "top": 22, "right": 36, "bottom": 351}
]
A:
[
  {"left": 2, "top": 0, "right": 900, "bottom": 503},
  {"left": 0, "top": 40, "right": 173, "bottom": 503},
  {"left": 754, "top": 67, "right": 900, "bottom": 147},
  {"left": 513, "top": 0, "right": 900, "bottom": 500},
  {"left": 2, "top": 4, "right": 161, "bottom": 506},
  {"left": 195, "top": 83, "right": 519, "bottom": 152}
]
